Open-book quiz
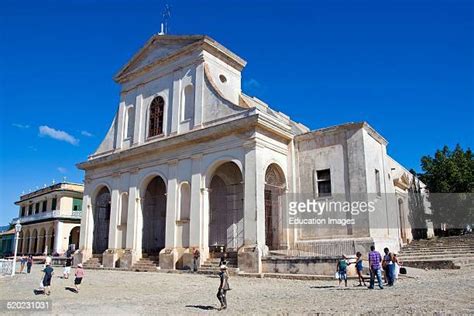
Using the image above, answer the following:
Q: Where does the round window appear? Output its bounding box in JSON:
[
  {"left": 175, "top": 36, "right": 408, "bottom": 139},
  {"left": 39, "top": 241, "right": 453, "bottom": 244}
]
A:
[{"left": 219, "top": 74, "right": 227, "bottom": 83}]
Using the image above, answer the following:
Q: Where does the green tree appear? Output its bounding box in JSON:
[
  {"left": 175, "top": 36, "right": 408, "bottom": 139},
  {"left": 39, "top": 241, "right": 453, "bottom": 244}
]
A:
[{"left": 419, "top": 145, "right": 474, "bottom": 234}]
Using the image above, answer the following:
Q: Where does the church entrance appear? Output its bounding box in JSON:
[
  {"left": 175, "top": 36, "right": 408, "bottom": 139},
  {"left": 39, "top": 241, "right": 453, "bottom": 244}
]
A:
[
  {"left": 142, "top": 176, "right": 167, "bottom": 254},
  {"left": 69, "top": 226, "right": 80, "bottom": 251},
  {"left": 264, "top": 164, "right": 286, "bottom": 250},
  {"left": 92, "top": 186, "right": 111, "bottom": 254},
  {"left": 209, "top": 162, "right": 244, "bottom": 252}
]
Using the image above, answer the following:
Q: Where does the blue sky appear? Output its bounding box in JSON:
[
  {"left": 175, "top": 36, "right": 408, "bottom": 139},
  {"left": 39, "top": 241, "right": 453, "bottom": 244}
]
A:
[{"left": 0, "top": 0, "right": 472, "bottom": 224}]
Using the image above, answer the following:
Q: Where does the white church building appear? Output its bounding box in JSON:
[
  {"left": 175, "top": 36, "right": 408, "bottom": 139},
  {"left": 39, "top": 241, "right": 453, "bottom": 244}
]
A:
[{"left": 76, "top": 34, "right": 431, "bottom": 272}]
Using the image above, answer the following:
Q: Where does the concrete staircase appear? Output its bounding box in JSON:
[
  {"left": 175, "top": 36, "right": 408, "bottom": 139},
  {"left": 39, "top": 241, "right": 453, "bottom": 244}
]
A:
[
  {"left": 398, "top": 234, "right": 474, "bottom": 269},
  {"left": 131, "top": 254, "right": 159, "bottom": 272},
  {"left": 198, "top": 252, "right": 239, "bottom": 275},
  {"left": 83, "top": 254, "right": 102, "bottom": 268}
]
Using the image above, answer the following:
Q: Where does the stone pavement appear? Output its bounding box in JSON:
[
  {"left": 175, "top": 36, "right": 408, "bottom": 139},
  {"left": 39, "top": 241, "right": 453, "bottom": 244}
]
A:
[{"left": 0, "top": 264, "right": 472, "bottom": 314}]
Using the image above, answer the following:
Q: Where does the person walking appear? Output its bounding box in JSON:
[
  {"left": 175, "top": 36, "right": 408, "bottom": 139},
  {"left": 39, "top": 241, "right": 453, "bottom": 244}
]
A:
[
  {"left": 74, "top": 263, "right": 85, "bottom": 293},
  {"left": 19, "top": 256, "right": 27, "bottom": 274},
  {"left": 355, "top": 251, "right": 366, "bottom": 287},
  {"left": 193, "top": 248, "right": 200, "bottom": 272},
  {"left": 336, "top": 255, "right": 349, "bottom": 287},
  {"left": 63, "top": 256, "right": 72, "bottom": 279},
  {"left": 383, "top": 247, "right": 395, "bottom": 286},
  {"left": 368, "top": 245, "right": 384, "bottom": 290},
  {"left": 41, "top": 262, "right": 54, "bottom": 296},
  {"left": 217, "top": 264, "right": 230, "bottom": 310},
  {"left": 26, "top": 255, "right": 33, "bottom": 274}
]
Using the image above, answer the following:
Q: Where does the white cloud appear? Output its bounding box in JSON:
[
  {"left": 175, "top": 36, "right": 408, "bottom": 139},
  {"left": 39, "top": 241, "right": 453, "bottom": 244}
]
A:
[
  {"left": 12, "top": 123, "right": 30, "bottom": 129},
  {"left": 39, "top": 126, "right": 79, "bottom": 145},
  {"left": 81, "top": 130, "right": 94, "bottom": 137},
  {"left": 57, "top": 167, "right": 67, "bottom": 174}
]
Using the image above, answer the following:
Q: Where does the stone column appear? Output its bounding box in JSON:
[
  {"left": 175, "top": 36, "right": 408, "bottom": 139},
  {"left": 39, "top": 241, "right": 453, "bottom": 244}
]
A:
[
  {"left": 75, "top": 190, "right": 93, "bottom": 264},
  {"left": 239, "top": 140, "right": 265, "bottom": 273},
  {"left": 160, "top": 160, "right": 179, "bottom": 269},
  {"left": 184, "top": 154, "right": 203, "bottom": 268},
  {"left": 120, "top": 172, "right": 141, "bottom": 269},
  {"left": 193, "top": 62, "right": 204, "bottom": 129},
  {"left": 53, "top": 220, "right": 64, "bottom": 254},
  {"left": 170, "top": 72, "right": 181, "bottom": 135},
  {"left": 115, "top": 100, "right": 126, "bottom": 150},
  {"left": 103, "top": 176, "right": 121, "bottom": 268},
  {"left": 134, "top": 92, "right": 144, "bottom": 145},
  {"left": 189, "top": 154, "right": 202, "bottom": 248},
  {"left": 21, "top": 233, "right": 27, "bottom": 255}
]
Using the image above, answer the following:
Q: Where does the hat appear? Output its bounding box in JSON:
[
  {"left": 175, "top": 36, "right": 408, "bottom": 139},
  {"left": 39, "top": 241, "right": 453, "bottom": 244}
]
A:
[
  {"left": 77, "top": 263, "right": 83, "bottom": 268},
  {"left": 219, "top": 264, "right": 227, "bottom": 270}
]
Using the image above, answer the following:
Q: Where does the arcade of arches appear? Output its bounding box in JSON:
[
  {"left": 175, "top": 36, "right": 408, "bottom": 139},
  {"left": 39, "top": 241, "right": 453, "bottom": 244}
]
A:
[{"left": 17, "top": 223, "right": 80, "bottom": 255}]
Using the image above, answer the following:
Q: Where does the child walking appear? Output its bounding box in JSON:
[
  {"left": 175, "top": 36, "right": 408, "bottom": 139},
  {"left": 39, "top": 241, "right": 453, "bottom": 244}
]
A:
[
  {"left": 74, "top": 263, "right": 85, "bottom": 293},
  {"left": 336, "top": 255, "right": 349, "bottom": 287},
  {"left": 41, "top": 262, "right": 54, "bottom": 296}
]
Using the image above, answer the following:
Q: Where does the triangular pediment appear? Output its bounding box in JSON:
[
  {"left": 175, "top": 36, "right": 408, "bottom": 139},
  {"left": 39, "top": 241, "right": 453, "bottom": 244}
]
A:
[{"left": 114, "top": 35, "right": 205, "bottom": 82}]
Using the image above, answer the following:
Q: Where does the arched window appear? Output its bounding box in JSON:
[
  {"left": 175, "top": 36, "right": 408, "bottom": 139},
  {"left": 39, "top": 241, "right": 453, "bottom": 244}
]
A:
[
  {"left": 179, "top": 182, "right": 191, "bottom": 220},
  {"left": 182, "top": 85, "right": 195, "bottom": 121},
  {"left": 148, "top": 96, "right": 165, "bottom": 137},
  {"left": 124, "top": 106, "right": 134, "bottom": 139}
]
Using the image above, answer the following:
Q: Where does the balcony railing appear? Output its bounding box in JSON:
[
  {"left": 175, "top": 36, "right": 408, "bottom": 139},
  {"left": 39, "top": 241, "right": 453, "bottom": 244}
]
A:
[{"left": 12, "top": 210, "right": 82, "bottom": 224}]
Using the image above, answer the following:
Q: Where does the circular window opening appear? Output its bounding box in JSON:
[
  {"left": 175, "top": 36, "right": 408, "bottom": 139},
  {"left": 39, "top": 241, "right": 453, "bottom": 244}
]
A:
[{"left": 219, "top": 74, "right": 227, "bottom": 83}]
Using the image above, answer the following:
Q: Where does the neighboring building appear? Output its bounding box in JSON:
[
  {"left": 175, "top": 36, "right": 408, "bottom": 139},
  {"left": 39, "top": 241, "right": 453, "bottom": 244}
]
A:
[
  {"left": 76, "top": 34, "right": 432, "bottom": 272},
  {"left": 0, "top": 227, "right": 15, "bottom": 257},
  {"left": 13, "top": 182, "right": 83, "bottom": 255}
]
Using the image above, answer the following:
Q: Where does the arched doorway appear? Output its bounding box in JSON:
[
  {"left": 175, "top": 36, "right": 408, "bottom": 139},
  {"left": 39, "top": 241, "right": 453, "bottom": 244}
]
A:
[
  {"left": 69, "top": 226, "right": 80, "bottom": 251},
  {"left": 264, "top": 163, "right": 286, "bottom": 250},
  {"left": 38, "top": 228, "right": 46, "bottom": 254},
  {"left": 92, "top": 187, "right": 111, "bottom": 254},
  {"left": 142, "top": 176, "right": 167, "bottom": 254},
  {"left": 209, "top": 162, "right": 244, "bottom": 251}
]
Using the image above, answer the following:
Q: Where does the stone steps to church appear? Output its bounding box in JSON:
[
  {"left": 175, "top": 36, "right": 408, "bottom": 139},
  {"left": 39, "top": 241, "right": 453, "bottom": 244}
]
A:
[
  {"left": 402, "top": 246, "right": 474, "bottom": 251},
  {"left": 398, "top": 235, "right": 474, "bottom": 269},
  {"left": 401, "top": 258, "right": 474, "bottom": 269},
  {"left": 399, "top": 253, "right": 474, "bottom": 260},
  {"left": 131, "top": 258, "right": 159, "bottom": 272},
  {"left": 400, "top": 248, "right": 474, "bottom": 253}
]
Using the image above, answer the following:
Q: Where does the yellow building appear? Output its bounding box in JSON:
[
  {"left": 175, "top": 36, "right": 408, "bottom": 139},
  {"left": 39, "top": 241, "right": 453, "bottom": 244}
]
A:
[{"left": 13, "top": 182, "right": 84, "bottom": 255}]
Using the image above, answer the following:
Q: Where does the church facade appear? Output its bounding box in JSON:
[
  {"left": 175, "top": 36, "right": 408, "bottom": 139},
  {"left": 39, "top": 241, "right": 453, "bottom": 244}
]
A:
[{"left": 76, "top": 34, "right": 432, "bottom": 272}]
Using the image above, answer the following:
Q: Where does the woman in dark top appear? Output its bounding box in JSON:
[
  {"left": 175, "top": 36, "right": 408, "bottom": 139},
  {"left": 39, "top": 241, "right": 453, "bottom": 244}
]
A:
[
  {"left": 42, "top": 262, "right": 54, "bottom": 296},
  {"left": 26, "top": 255, "right": 33, "bottom": 273}
]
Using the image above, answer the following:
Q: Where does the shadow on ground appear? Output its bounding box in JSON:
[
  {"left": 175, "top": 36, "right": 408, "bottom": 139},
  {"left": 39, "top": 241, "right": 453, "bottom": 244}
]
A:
[
  {"left": 65, "top": 287, "right": 78, "bottom": 293},
  {"left": 185, "top": 305, "right": 217, "bottom": 310}
]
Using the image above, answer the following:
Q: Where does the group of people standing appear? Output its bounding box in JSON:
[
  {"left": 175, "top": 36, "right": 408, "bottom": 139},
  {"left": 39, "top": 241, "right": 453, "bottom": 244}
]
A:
[
  {"left": 336, "top": 245, "right": 401, "bottom": 289},
  {"left": 19, "top": 255, "right": 34, "bottom": 274},
  {"left": 367, "top": 245, "right": 400, "bottom": 289}
]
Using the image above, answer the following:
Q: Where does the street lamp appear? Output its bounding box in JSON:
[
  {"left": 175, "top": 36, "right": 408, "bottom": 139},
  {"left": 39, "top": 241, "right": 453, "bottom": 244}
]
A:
[{"left": 11, "top": 220, "right": 22, "bottom": 277}]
